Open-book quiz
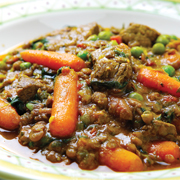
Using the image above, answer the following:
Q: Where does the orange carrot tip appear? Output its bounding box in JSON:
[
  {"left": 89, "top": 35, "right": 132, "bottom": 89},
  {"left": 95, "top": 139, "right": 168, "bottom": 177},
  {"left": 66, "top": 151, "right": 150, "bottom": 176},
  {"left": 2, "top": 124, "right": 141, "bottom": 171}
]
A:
[
  {"left": 148, "top": 141, "right": 180, "bottom": 163},
  {"left": 57, "top": 66, "right": 71, "bottom": 75},
  {"left": 0, "top": 98, "right": 20, "bottom": 130},
  {"left": 99, "top": 147, "right": 144, "bottom": 172}
]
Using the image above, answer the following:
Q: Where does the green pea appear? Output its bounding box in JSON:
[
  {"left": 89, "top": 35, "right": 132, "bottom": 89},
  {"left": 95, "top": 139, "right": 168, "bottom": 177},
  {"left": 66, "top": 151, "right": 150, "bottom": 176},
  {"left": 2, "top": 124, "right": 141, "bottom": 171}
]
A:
[
  {"left": 98, "top": 31, "right": 112, "bottom": 40},
  {"left": 80, "top": 114, "right": 90, "bottom": 126},
  {"left": 162, "top": 65, "right": 175, "bottom": 77},
  {"left": 77, "top": 50, "right": 88, "bottom": 60},
  {"left": 20, "top": 62, "right": 32, "bottom": 70},
  {"left": 33, "top": 42, "right": 44, "bottom": 50},
  {"left": 26, "top": 103, "right": 34, "bottom": 111},
  {"left": 0, "top": 61, "right": 6, "bottom": 70},
  {"left": 131, "top": 46, "right": 144, "bottom": 58},
  {"left": 156, "top": 35, "right": 170, "bottom": 46},
  {"left": 170, "top": 35, "right": 178, "bottom": 40},
  {"left": 2, "top": 55, "right": 12, "bottom": 62},
  {"left": 152, "top": 43, "right": 165, "bottom": 55},
  {"left": 163, "top": 34, "right": 171, "bottom": 41},
  {"left": 109, "top": 40, "right": 118, "bottom": 45},
  {"left": 129, "top": 92, "right": 144, "bottom": 101},
  {"left": 87, "top": 34, "right": 98, "bottom": 41}
]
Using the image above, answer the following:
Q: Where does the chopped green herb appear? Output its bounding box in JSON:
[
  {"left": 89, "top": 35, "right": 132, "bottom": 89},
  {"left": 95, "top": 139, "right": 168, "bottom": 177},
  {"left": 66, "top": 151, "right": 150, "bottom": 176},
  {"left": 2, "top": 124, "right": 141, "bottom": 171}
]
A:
[
  {"left": 114, "top": 49, "right": 126, "bottom": 57},
  {"left": 7, "top": 96, "right": 25, "bottom": 115},
  {"left": 42, "top": 68, "right": 56, "bottom": 79}
]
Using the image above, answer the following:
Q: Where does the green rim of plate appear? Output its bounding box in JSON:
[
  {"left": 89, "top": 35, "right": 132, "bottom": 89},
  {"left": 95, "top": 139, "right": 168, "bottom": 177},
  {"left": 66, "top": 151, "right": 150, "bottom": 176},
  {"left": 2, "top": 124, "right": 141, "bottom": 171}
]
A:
[
  {"left": 0, "top": 0, "right": 180, "bottom": 25},
  {"left": 1, "top": 0, "right": 180, "bottom": 180}
]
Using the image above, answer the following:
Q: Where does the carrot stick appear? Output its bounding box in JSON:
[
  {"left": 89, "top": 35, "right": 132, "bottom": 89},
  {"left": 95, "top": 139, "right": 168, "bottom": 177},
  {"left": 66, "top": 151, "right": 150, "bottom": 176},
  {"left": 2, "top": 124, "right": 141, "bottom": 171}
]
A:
[
  {"left": 137, "top": 67, "right": 180, "bottom": 97},
  {"left": 49, "top": 67, "right": 78, "bottom": 138},
  {"left": 0, "top": 98, "right": 20, "bottom": 130},
  {"left": 148, "top": 141, "right": 180, "bottom": 163},
  {"left": 99, "top": 147, "right": 143, "bottom": 172},
  {"left": 20, "top": 50, "right": 86, "bottom": 71}
]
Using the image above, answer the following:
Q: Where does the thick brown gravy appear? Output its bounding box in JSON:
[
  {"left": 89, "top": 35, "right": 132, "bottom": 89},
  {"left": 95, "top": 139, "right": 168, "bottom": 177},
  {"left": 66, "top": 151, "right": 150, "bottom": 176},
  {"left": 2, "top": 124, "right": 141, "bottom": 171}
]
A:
[{"left": 1, "top": 128, "right": 180, "bottom": 173}]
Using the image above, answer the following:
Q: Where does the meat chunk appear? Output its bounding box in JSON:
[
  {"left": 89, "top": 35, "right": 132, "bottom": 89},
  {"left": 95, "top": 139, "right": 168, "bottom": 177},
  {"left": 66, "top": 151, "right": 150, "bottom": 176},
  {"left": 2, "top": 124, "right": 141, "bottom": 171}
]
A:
[
  {"left": 121, "top": 23, "right": 160, "bottom": 47},
  {"left": 76, "top": 22, "right": 99, "bottom": 40},
  {"left": 90, "top": 46, "right": 132, "bottom": 91},
  {"left": 91, "top": 92, "right": 108, "bottom": 109},
  {"left": 108, "top": 96, "right": 133, "bottom": 121},
  {"left": 132, "top": 120, "right": 177, "bottom": 143},
  {"left": 46, "top": 22, "right": 100, "bottom": 51},
  {"left": 16, "top": 75, "right": 42, "bottom": 102}
]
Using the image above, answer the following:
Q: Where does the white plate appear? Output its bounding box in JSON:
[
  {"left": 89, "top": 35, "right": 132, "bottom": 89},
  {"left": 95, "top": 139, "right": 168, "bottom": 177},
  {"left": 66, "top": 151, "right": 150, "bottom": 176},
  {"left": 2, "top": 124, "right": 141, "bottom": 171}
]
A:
[{"left": 1, "top": 0, "right": 180, "bottom": 179}]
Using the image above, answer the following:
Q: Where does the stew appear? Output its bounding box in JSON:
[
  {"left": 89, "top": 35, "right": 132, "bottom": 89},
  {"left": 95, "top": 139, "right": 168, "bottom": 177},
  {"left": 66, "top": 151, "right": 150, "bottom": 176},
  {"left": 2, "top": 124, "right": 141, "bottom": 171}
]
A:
[{"left": 1, "top": 22, "right": 180, "bottom": 172}]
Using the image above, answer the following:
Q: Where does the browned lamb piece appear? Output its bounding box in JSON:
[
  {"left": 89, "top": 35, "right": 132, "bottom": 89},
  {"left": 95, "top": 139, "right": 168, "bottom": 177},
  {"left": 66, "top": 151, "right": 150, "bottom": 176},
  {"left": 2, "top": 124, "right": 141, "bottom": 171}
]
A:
[
  {"left": 132, "top": 120, "right": 177, "bottom": 143},
  {"left": 90, "top": 45, "right": 132, "bottom": 92},
  {"left": 16, "top": 75, "right": 42, "bottom": 102},
  {"left": 121, "top": 23, "right": 160, "bottom": 47},
  {"left": 46, "top": 22, "right": 100, "bottom": 51}
]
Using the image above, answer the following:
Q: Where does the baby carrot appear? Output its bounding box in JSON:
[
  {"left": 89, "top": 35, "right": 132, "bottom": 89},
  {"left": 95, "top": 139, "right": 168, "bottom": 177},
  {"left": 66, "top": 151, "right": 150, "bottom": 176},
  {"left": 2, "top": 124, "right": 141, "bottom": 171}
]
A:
[
  {"left": 49, "top": 67, "right": 78, "bottom": 138},
  {"left": 0, "top": 98, "right": 20, "bottom": 130},
  {"left": 20, "top": 50, "right": 86, "bottom": 71},
  {"left": 137, "top": 67, "right": 180, "bottom": 97},
  {"left": 99, "top": 147, "right": 143, "bottom": 172},
  {"left": 148, "top": 141, "right": 180, "bottom": 163}
]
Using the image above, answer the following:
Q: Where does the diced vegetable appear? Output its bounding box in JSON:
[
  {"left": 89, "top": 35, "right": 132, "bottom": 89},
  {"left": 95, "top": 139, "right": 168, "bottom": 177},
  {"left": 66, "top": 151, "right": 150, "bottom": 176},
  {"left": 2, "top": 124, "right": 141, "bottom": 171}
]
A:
[
  {"left": 110, "top": 35, "right": 122, "bottom": 44},
  {"left": 109, "top": 40, "right": 118, "bottom": 45}
]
